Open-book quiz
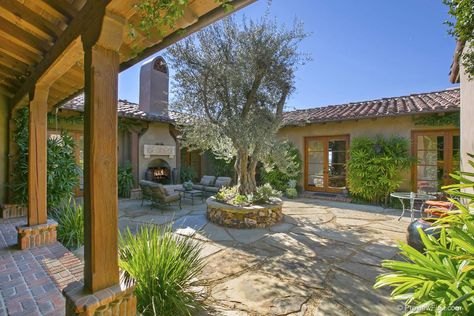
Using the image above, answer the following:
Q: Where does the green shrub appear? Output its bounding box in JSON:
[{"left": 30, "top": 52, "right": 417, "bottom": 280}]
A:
[
  {"left": 118, "top": 163, "right": 135, "bottom": 198},
  {"left": 206, "top": 152, "right": 235, "bottom": 177},
  {"left": 216, "top": 184, "right": 281, "bottom": 206},
  {"left": 50, "top": 199, "right": 84, "bottom": 250},
  {"left": 12, "top": 108, "right": 80, "bottom": 208},
  {"left": 119, "top": 225, "right": 205, "bottom": 316},
  {"left": 180, "top": 165, "right": 196, "bottom": 182},
  {"left": 260, "top": 141, "right": 302, "bottom": 192},
  {"left": 285, "top": 180, "right": 298, "bottom": 198},
  {"left": 374, "top": 154, "right": 474, "bottom": 314},
  {"left": 347, "top": 135, "right": 414, "bottom": 205}
]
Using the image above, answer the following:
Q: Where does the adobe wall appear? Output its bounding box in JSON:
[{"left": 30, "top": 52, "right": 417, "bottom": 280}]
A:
[{"left": 278, "top": 114, "right": 458, "bottom": 191}]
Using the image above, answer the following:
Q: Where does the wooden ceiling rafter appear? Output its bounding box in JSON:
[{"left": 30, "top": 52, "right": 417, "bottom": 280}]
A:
[
  {"left": 0, "top": 16, "right": 50, "bottom": 53},
  {"left": 0, "top": 0, "right": 62, "bottom": 38},
  {"left": 40, "top": 0, "right": 79, "bottom": 21},
  {"left": 0, "top": 35, "right": 42, "bottom": 65},
  {"left": 2, "top": 0, "right": 256, "bottom": 110}
]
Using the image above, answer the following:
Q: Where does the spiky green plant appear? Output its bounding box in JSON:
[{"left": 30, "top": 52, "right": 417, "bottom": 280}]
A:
[
  {"left": 50, "top": 198, "right": 84, "bottom": 250},
  {"left": 118, "top": 163, "right": 135, "bottom": 198},
  {"left": 119, "top": 225, "right": 205, "bottom": 316},
  {"left": 374, "top": 154, "right": 474, "bottom": 315}
]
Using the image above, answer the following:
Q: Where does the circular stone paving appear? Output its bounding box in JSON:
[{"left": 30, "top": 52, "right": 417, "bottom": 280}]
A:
[{"left": 206, "top": 197, "right": 283, "bottom": 228}]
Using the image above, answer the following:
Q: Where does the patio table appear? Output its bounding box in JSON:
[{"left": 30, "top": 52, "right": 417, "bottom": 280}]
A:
[
  {"left": 390, "top": 192, "right": 436, "bottom": 222},
  {"left": 175, "top": 188, "right": 203, "bottom": 205}
]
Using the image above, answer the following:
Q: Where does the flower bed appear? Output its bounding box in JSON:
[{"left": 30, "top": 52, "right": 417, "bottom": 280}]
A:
[{"left": 206, "top": 197, "right": 283, "bottom": 228}]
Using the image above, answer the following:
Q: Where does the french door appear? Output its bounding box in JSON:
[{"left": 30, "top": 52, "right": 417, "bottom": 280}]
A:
[
  {"left": 305, "top": 135, "right": 349, "bottom": 193},
  {"left": 412, "top": 130, "right": 460, "bottom": 192}
]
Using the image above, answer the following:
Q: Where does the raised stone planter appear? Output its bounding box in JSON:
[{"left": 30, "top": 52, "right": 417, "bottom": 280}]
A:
[{"left": 206, "top": 197, "right": 283, "bottom": 228}]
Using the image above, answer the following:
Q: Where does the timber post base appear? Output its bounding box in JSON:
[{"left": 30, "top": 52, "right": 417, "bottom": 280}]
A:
[
  {"left": 16, "top": 219, "right": 58, "bottom": 250},
  {"left": 63, "top": 281, "right": 136, "bottom": 316}
]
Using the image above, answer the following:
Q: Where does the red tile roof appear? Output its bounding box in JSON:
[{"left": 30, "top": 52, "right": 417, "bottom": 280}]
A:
[
  {"left": 283, "top": 88, "right": 460, "bottom": 126},
  {"left": 60, "top": 94, "right": 174, "bottom": 123}
]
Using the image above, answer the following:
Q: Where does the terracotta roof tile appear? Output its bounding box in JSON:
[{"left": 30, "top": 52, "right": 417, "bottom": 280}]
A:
[
  {"left": 60, "top": 94, "right": 174, "bottom": 123},
  {"left": 283, "top": 88, "right": 460, "bottom": 126}
]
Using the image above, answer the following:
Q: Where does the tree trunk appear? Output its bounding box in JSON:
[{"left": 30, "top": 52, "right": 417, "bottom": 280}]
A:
[{"left": 235, "top": 149, "right": 257, "bottom": 195}]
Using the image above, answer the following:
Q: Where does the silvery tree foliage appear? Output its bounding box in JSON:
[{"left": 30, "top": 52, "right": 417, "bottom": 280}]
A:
[{"left": 168, "top": 17, "right": 307, "bottom": 194}]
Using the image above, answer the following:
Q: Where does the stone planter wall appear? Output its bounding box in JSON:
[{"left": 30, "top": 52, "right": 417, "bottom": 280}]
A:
[{"left": 206, "top": 197, "right": 283, "bottom": 228}]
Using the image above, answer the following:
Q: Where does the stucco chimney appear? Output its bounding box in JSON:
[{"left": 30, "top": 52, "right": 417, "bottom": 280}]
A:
[{"left": 139, "top": 56, "right": 169, "bottom": 115}]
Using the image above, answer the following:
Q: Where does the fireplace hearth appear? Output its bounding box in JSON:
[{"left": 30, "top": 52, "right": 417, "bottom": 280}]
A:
[{"left": 145, "top": 159, "right": 171, "bottom": 184}]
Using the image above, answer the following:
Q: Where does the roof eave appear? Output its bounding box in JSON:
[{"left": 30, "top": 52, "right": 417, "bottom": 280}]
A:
[{"left": 282, "top": 108, "right": 461, "bottom": 128}]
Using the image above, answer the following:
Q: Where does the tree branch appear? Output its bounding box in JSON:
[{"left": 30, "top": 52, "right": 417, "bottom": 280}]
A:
[
  {"left": 242, "top": 67, "right": 265, "bottom": 118},
  {"left": 276, "top": 86, "right": 290, "bottom": 119}
]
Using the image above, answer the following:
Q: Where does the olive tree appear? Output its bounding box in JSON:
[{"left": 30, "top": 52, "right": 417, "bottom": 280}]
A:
[{"left": 168, "top": 17, "right": 307, "bottom": 194}]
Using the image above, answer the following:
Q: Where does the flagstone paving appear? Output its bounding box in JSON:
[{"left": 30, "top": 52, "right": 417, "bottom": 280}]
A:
[{"left": 118, "top": 196, "right": 411, "bottom": 316}]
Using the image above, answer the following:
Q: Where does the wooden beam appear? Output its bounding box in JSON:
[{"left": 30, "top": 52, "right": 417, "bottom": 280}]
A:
[
  {"left": 0, "top": 0, "right": 62, "bottom": 37},
  {"left": 82, "top": 10, "right": 124, "bottom": 293},
  {"left": 0, "top": 34, "right": 42, "bottom": 65},
  {"left": 0, "top": 51, "right": 31, "bottom": 75},
  {"left": 0, "top": 15, "right": 51, "bottom": 52},
  {"left": 10, "top": 0, "right": 112, "bottom": 109},
  {"left": 41, "top": 0, "right": 78, "bottom": 20},
  {"left": 28, "top": 84, "right": 49, "bottom": 226}
]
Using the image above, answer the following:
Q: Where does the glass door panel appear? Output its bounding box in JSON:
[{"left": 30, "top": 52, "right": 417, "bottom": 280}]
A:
[
  {"left": 414, "top": 130, "right": 459, "bottom": 192},
  {"left": 306, "top": 139, "right": 324, "bottom": 189},
  {"left": 328, "top": 140, "right": 347, "bottom": 189},
  {"left": 305, "top": 136, "right": 349, "bottom": 192}
]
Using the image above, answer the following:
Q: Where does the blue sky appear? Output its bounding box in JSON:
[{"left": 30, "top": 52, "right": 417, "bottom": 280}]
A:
[{"left": 118, "top": 0, "right": 458, "bottom": 110}]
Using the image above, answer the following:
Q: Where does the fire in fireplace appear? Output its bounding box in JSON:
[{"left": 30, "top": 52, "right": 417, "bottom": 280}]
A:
[{"left": 145, "top": 159, "right": 171, "bottom": 184}]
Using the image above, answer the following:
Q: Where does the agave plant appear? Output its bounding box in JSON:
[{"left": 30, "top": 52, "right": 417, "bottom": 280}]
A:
[
  {"left": 49, "top": 198, "right": 84, "bottom": 250},
  {"left": 119, "top": 225, "right": 205, "bottom": 316},
  {"left": 374, "top": 154, "right": 474, "bottom": 315}
]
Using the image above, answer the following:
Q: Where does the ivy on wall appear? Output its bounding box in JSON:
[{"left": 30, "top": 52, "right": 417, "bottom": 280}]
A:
[
  {"left": 12, "top": 108, "right": 80, "bottom": 208},
  {"left": 413, "top": 112, "right": 460, "bottom": 127}
]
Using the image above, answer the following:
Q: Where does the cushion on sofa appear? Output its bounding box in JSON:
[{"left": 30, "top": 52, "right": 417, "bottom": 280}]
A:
[
  {"left": 204, "top": 186, "right": 219, "bottom": 193},
  {"left": 214, "top": 177, "right": 232, "bottom": 188},
  {"left": 192, "top": 184, "right": 204, "bottom": 190},
  {"left": 200, "top": 176, "right": 216, "bottom": 186}
]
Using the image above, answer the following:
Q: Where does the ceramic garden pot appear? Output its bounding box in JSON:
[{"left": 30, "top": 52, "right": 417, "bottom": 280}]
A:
[{"left": 406, "top": 218, "right": 438, "bottom": 252}]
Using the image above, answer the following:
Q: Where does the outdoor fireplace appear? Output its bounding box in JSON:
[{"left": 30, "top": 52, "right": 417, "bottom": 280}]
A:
[{"left": 145, "top": 159, "right": 171, "bottom": 184}]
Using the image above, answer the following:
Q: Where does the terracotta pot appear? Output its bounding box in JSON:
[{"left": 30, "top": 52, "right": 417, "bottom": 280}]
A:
[{"left": 406, "top": 218, "right": 438, "bottom": 252}]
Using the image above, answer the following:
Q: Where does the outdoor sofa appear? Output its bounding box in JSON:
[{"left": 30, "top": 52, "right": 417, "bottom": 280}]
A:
[
  {"left": 139, "top": 180, "right": 182, "bottom": 209},
  {"left": 192, "top": 175, "right": 232, "bottom": 194}
]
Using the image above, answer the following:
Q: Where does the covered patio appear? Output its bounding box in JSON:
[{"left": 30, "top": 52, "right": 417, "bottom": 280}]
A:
[{"left": 0, "top": 0, "right": 254, "bottom": 314}]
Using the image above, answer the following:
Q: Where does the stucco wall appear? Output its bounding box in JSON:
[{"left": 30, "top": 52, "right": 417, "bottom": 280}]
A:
[
  {"left": 0, "top": 95, "right": 9, "bottom": 205},
  {"left": 460, "top": 51, "right": 474, "bottom": 175},
  {"left": 138, "top": 123, "right": 177, "bottom": 181},
  {"left": 278, "top": 114, "right": 458, "bottom": 191}
]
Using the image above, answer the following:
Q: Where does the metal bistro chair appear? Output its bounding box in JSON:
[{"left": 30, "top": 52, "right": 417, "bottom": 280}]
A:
[{"left": 140, "top": 183, "right": 153, "bottom": 206}]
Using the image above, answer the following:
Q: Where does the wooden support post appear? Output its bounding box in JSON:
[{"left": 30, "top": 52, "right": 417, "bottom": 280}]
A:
[
  {"left": 63, "top": 10, "right": 136, "bottom": 316},
  {"left": 82, "top": 43, "right": 120, "bottom": 291},
  {"left": 16, "top": 84, "right": 58, "bottom": 250},
  {"left": 81, "top": 9, "right": 126, "bottom": 294},
  {"left": 28, "top": 85, "right": 48, "bottom": 226}
]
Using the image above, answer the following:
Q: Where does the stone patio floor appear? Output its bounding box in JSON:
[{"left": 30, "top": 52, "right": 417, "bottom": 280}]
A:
[
  {"left": 0, "top": 195, "right": 410, "bottom": 316},
  {"left": 119, "top": 195, "right": 411, "bottom": 316}
]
